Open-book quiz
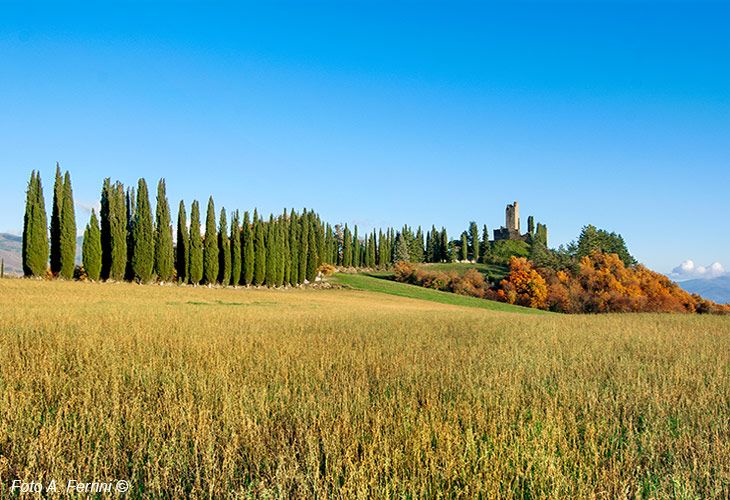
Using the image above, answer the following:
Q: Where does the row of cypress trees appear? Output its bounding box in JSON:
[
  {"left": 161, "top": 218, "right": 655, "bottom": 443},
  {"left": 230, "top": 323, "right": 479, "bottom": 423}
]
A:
[
  {"left": 23, "top": 169, "right": 546, "bottom": 283},
  {"left": 23, "top": 165, "right": 76, "bottom": 278}
]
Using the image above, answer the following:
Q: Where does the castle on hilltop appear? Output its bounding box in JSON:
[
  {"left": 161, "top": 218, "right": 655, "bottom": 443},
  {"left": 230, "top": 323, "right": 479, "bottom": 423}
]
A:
[{"left": 493, "top": 202, "right": 530, "bottom": 242}]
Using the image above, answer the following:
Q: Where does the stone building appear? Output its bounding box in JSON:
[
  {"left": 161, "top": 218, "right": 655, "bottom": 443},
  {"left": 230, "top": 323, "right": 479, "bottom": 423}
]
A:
[{"left": 493, "top": 201, "right": 529, "bottom": 242}]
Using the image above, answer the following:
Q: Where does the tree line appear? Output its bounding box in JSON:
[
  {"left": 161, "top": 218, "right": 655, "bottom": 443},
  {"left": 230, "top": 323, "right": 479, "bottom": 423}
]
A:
[{"left": 25, "top": 168, "right": 535, "bottom": 285}]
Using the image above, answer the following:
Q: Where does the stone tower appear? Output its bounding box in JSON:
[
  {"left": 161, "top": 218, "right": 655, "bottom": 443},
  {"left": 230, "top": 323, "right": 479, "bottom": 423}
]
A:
[{"left": 506, "top": 202, "right": 520, "bottom": 232}]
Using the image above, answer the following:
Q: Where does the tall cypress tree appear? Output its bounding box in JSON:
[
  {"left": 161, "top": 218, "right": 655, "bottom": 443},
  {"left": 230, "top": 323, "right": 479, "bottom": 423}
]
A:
[
  {"left": 265, "top": 215, "right": 277, "bottom": 286},
  {"left": 460, "top": 232, "right": 469, "bottom": 262},
  {"left": 480, "top": 224, "right": 490, "bottom": 263},
  {"left": 82, "top": 209, "right": 102, "bottom": 281},
  {"left": 281, "top": 218, "right": 291, "bottom": 286},
  {"left": 49, "top": 165, "right": 63, "bottom": 275},
  {"left": 241, "top": 211, "right": 254, "bottom": 285},
  {"left": 469, "top": 221, "right": 479, "bottom": 263},
  {"left": 202, "top": 197, "right": 219, "bottom": 284},
  {"left": 176, "top": 200, "right": 189, "bottom": 283},
  {"left": 253, "top": 217, "right": 266, "bottom": 286},
  {"left": 394, "top": 233, "right": 410, "bottom": 263},
  {"left": 125, "top": 186, "right": 136, "bottom": 281},
  {"left": 289, "top": 212, "right": 300, "bottom": 285},
  {"left": 298, "top": 215, "right": 308, "bottom": 283},
  {"left": 306, "top": 220, "right": 318, "bottom": 282},
  {"left": 230, "top": 210, "right": 241, "bottom": 286},
  {"left": 342, "top": 224, "right": 352, "bottom": 267},
  {"left": 100, "top": 180, "right": 127, "bottom": 280},
  {"left": 131, "top": 179, "right": 154, "bottom": 283},
  {"left": 440, "top": 228, "right": 449, "bottom": 263},
  {"left": 22, "top": 171, "right": 48, "bottom": 277},
  {"left": 154, "top": 179, "right": 174, "bottom": 282},
  {"left": 218, "top": 207, "right": 231, "bottom": 286},
  {"left": 188, "top": 200, "right": 203, "bottom": 284},
  {"left": 58, "top": 171, "right": 76, "bottom": 279}
]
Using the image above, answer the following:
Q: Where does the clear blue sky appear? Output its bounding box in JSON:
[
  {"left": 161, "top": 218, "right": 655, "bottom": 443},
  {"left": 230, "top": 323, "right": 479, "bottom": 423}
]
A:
[{"left": 1, "top": 1, "right": 728, "bottom": 275}]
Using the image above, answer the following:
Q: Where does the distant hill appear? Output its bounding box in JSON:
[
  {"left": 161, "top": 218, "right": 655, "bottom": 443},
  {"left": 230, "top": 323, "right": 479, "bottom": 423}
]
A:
[
  {"left": 0, "top": 233, "right": 23, "bottom": 275},
  {"left": 678, "top": 276, "right": 730, "bottom": 305},
  {"left": 0, "top": 233, "right": 83, "bottom": 276}
]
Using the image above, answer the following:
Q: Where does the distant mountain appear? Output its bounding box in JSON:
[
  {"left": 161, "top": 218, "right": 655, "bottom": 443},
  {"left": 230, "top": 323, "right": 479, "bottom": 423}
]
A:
[
  {"left": 678, "top": 276, "right": 730, "bottom": 305},
  {"left": 0, "top": 233, "right": 23, "bottom": 275},
  {"left": 0, "top": 233, "right": 83, "bottom": 276}
]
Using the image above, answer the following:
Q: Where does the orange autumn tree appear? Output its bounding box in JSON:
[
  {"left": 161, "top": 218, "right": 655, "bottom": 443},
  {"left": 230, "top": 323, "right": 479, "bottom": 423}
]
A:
[{"left": 497, "top": 256, "right": 547, "bottom": 308}]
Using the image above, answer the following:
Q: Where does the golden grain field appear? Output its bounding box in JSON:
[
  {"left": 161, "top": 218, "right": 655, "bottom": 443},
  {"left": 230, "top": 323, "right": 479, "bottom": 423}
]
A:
[{"left": 1, "top": 280, "right": 729, "bottom": 499}]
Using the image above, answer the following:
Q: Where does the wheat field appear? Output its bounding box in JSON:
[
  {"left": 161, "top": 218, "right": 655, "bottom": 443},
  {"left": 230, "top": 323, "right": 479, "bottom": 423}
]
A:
[{"left": 0, "top": 280, "right": 729, "bottom": 499}]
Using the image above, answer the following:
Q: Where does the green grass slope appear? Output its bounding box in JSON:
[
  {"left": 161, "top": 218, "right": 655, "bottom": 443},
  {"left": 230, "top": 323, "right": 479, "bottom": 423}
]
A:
[{"left": 331, "top": 273, "right": 548, "bottom": 314}]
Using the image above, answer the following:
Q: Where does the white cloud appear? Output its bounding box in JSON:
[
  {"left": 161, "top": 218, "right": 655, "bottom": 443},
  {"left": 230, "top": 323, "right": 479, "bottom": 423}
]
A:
[
  {"left": 670, "top": 259, "right": 728, "bottom": 280},
  {"left": 75, "top": 199, "right": 101, "bottom": 215}
]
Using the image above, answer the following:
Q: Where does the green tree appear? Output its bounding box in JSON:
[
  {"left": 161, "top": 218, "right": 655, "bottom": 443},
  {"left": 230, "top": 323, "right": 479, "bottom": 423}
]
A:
[
  {"left": 100, "top": 179, "right": 127, "bottom": 280},
  {"left": 527, "top": 216, "right": 535, "bottom": 236},
  {"left": 394, "top": 233, "right": 410, "bottom": 263},
  {"left": 49, "top": 165, "right": 63, "bottom": 275},
  {"left": 289, "top": 213, "right": 300, "bottom": 285},
  {"left": 440, "top": 228, "right": 450, "bottom": 262},
  {"left": 480, "top": 224, "right": 491, "bottom": 263},
  {"left": 176, "top": 201, "right": 189, "bottom": 283},
  {"left": 188, "top": 201, "right": 203, "bottom": 284},
  {"left": 574, "top": 225, "right": 635, "bottom": 267},
  {"left": 469, "top": 221, "right": 479, "bottom": 263},
  {"left": 202, "top": 197, "right": 219, "bottom": 284},
  {"left": 154, "top": 179, "right": 174, "bottom": 282},
  {"left": 460, "top": 232, "right": 469, "bottom": 261},
  {"left": 131, "top": 179, "right": 154, "bottom": 283},
  {"left": 230, "top": 210, "right": 241, "bottom": 286},
  {"left": 241, "top": 211, "right": 254, "bottom": 285},
  {"left": 342, "top": 224, "right": 352, "bottom": 267},
  {"left": 218, "top": 207, "right": 231, "bottom": 285},
  {"left": 22, "top": 171, "right": 48, "bottom": 277},
  {"left": 265, "top": 215, "right": 277, "bottom": 286},
  {"left": 82, "top": 209, "right": 102, "bottom": 281},
  {"left": 298, "top": 215, "right": 309, "bottom": 283},
  {"left": 58, "top": 171, "right": 77, "bottom": 279},
  {"left": 306, "top": 220, "right": 318, "bottom": 282},
  {"left": 253, "top": 217, "right": 266, "bottom": 286}
]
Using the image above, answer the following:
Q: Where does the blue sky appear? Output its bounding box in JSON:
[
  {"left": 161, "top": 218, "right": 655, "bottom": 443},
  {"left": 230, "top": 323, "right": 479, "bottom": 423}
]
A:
[{"left": 1, "top": 1, "right": 728, "bottom": 275}]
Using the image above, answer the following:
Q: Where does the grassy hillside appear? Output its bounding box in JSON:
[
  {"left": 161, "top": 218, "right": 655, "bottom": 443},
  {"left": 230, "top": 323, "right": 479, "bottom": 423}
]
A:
[
  {"left": 1, "top": 280, "right": 728, "bottom": 498},
  {"left": 331, "top": 272, "right": 544, "bottom": 314}
]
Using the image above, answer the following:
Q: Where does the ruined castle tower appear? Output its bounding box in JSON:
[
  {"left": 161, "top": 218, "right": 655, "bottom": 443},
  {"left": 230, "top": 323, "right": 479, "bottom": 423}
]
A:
[
  {"left": 505, "top": 202, "right": 520, "bottom": 233},
  {"left": 493, "top": 201, "right": 528, "bottom": 242}
]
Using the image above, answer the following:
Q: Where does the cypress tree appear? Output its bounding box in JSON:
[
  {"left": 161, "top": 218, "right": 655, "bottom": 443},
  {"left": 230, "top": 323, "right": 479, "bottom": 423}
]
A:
[
  {"left": 100, "top": 180, "right": 127, "bottom": 280},
  {"left": 49, "top": 165, "right": 63, "bottom": 275},
  {"left": 176, "top": 201, "right": 189, "bottom": 283},
  {"left": 22, "top": 171, "right": 48, "bottom": 277},
  {"left": 394, "top": 233, "right": 410, "bottom": 263},
  {"left": 480, "top": 224, "right": 491, "bottom": 263},
  {"left": 58, "top": 171, "right": 76, "bottom": 279},
  {"left": 82, "top": 209, "right": 102, "bottom": 281},
  {"left": 131, "top": 179, "right": 154, "bottom": 282},
  {"left": 460, "top": 232, "right": 469, "bottom": 262},
  {"left": 202, "top": 197, "right": 218, "bottom": 284},
  {"left": 342, "top": 224, "right": 352, "bottom": 267},
  {"left": 281, "top": 218, "right": 291, "bottom": 286},
  {"left": 527, "top": 216, "right": 535, "bottom": 236},
  {"left": 440, "top": 228, "right": 449, "bottom": 262},
  {"left": 218, "top": 207, "right": 231, "bottom": 285},
  {"left": 265, "top": 215, "right": 277, "bottom": 286},
  {"left": 253, "top": 217, "right": 266, "bottom": 285},
  {"left": 352, "top": 226, "right": 360, "bottom": 267},
  {"left": 154, "top": 179, "right": 174, "bottom": 282},
  {"left": 298, "top": 215, "right": 308, "bottom": 283},
  {"left": 469, "top": 221, "right": 479, "bottom": 263},
  {"left": 125, "top": 186, "right": 136, "bottom": 281},
  {"left": 306, "top": 220, "right": 318, "bottom": 282},
  {"left": 230, "top": 210, "right": 241, "bottom": 286},
  {"left": 289, "top": 212, "right": 300, "bottom": 285},
  {"left": 242, "top": 211, "right": 254, "bottom": 285},
  {"left": 188, "top": 201, "right": 203, "bottom": 284}
]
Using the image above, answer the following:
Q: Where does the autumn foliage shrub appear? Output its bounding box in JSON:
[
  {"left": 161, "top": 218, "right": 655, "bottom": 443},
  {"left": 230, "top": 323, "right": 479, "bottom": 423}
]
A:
[{"left": 394, "top": 252, "right": 729, "bottom": 315}]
